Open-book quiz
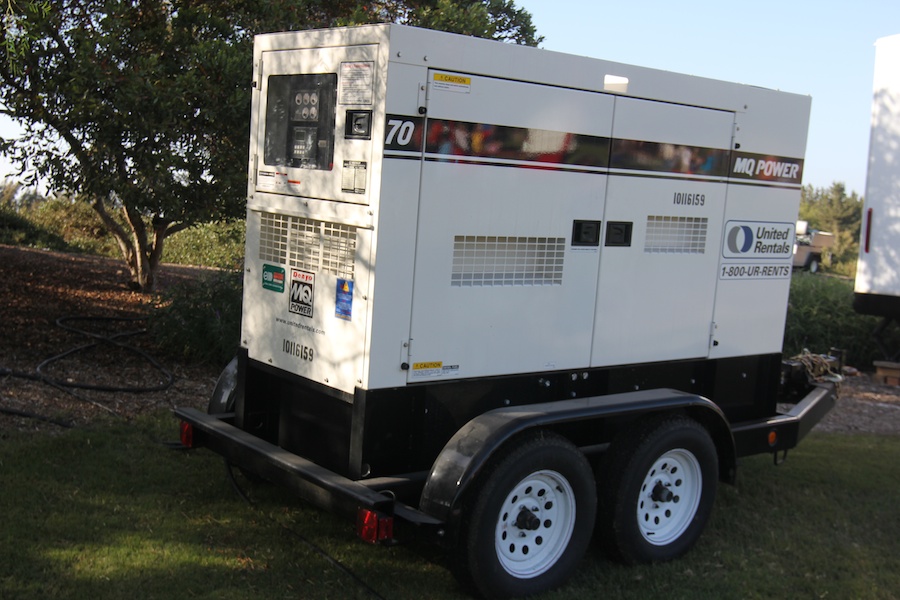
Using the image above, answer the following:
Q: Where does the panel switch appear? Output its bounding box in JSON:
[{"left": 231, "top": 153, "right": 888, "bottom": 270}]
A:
[{"left": 572, "top": 220, "right": 602, "bottom": 247}]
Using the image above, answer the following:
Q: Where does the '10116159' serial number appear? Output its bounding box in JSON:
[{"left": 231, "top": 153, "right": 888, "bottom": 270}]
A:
[{"left": 283, "top": 339, "right": 314, "bottom": 361}]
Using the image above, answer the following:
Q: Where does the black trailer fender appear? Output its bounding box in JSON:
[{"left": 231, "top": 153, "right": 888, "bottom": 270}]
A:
[{"left": 418, "top": 388, "right": 736, "bottom": 524}]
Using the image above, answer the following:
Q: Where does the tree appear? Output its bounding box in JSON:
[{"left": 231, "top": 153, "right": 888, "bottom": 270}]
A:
[
  {"left": 799, "top": 182, "right": 863, "bottom": 275},
  {"left": 0, "top": 0, "right": 540, "bottom": 291}
]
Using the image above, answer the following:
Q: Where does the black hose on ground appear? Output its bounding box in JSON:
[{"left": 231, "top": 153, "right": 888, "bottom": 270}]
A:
[
  {"left": 0, "top": 315, "right": 175, "bottom": 427},
  {"left": 37, "top": 316, "right": 174, "bottom": 392}
]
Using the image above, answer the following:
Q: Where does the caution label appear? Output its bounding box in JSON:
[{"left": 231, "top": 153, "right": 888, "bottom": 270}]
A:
[
  {"left": 410, "top": 361, "right": 461, "bottom": 380},
  {"left": 411, "top": 361, "right": 443, "bottom": 379},
  {"left": 432, "top": 72, "right": 471, "bottom": 94}
]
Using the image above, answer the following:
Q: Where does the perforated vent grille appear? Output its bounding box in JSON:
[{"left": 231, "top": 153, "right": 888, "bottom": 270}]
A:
[
  {"left": 451, "top": 236, "right": 565, "bottom": 287},
  {"left": 259, "top": 213, "right": 289, "bottom": 264},
  {"left": 258, "top": 212, "right": 357, "bottom": 279},
  {"left": 644, "top": 216, "right": 708, "bottom": 254}
]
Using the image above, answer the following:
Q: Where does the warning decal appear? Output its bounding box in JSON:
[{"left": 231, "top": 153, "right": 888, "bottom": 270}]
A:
[
  {"left": 432, "top": 72, "right": 471, "bottom": 94},
  {"left": 341, "top": 161, "right": 367, "bottom": 194},
  {"left": 411, "top": 361, "right": 460, "bottom": 379},
  {"left": 339, "top": 61, "right": 375, "bottom": 105},
  {"left": 411, "top": 361, "right": 443, "bottom": 379}
]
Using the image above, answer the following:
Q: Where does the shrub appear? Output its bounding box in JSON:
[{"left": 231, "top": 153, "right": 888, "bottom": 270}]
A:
[
  {"left": 0, "top": 204, "right": 71, "bottom": 250},
  {"left": 163, "top": 220, "right": 245, "bottom": 268},
  {"left": 150, "top": 269, "right": 243, "bottom": 367},
  {"left": 784, "top": 274, "right": 900, "bottom": 368},
  {"left": 26, "top": 198, "right": 120, "bottom": 257}
]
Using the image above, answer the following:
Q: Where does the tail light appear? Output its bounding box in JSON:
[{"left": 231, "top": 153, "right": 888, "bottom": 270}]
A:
[
  {"left": 357, "top": 508, "right": 393, "bottom": 544},
  {"left": 180, "top": 421, "right": 194, "bottom": 448}
]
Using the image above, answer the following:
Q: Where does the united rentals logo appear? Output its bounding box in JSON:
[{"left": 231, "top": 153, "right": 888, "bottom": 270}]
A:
[
  {"left": 289, "top": 269, "right": 315, "bottom": 318},
  {"left": 723, "top": 221, "right": 793, "bottom": 258}
]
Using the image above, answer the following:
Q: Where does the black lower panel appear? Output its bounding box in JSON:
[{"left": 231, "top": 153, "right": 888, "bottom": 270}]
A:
[{"left": 239, "top": 353, "right": 784, "bottom": 479}]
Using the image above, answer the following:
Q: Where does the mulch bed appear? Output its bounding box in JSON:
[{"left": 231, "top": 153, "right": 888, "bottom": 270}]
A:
[{"left": 0, "top": 244, "right": 216, "bottom": 433}]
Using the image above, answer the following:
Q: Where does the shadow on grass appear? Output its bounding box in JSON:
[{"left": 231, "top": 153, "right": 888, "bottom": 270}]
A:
[
  {"left": 0, "top": 413, "right": 458, "bottom": 599},
  {"left": 1, "top": 414, "right": 898, "bottom": 599}
]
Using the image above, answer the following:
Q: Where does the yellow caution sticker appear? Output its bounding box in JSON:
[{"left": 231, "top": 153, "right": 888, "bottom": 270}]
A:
[
  {"left": 432, "top": 73, "right": 471, "bottom": 94},
  {"left": 413, "top": 361, "right": 443, "bottom": 370},
  {"left": 434, "top": 73, "right": 471, "bottom": 85},
  {"left": 411, "top": 361, "right": 443, "bottom": 379}
]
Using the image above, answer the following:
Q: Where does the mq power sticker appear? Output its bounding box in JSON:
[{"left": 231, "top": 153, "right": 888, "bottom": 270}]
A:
[{"left": 289, "top": 269, "right": 315, "bottom": 318}]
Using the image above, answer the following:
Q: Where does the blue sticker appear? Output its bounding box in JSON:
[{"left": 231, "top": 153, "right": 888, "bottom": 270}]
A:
[{"left": 336, "top": 279, "right": 353, "bottom": 320}]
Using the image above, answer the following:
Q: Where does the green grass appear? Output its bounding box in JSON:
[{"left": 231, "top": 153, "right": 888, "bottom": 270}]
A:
[{"left": 1, "top": 413, "right": 898, "bottom": 599}]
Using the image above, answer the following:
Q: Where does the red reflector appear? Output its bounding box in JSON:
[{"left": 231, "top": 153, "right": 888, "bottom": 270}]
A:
[
  {"left": 357, "top": 508, "right": 394, "bottom": 544},
  {"left": 865, "top": 208, "right": 873, "bottom": 254},
  {"left": 767, "top": 430, "right": 778, "bottom": 447},
  {"left": 180, "top": 421, "right": 194, "bottom": 448}
]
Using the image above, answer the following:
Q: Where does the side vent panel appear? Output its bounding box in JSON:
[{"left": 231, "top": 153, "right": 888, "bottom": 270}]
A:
[
  {"left": 451, "top": 235, "right": 566, "bottom": 287},
  {"left": 259, "top": 212, "right": 357, "bottom": 279},
  {"left": 644, "top": 216, "right": 708, "bottom": 254}
]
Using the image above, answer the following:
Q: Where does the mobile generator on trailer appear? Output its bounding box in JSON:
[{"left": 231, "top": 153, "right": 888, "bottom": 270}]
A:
[{"left": 176, "top": 24, "right": 837, "bottom": 598}]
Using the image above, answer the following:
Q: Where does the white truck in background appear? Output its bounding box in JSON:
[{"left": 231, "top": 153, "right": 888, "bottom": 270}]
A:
[
  {"left": 175, "top": 24, "right": 837, "bottom": 598},
  {"left": 854, "top": 33, "right": 900, "bottom": 360}
]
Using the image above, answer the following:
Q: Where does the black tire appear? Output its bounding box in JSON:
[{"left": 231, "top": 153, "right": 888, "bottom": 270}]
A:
[
  {"left": 807, "top": 257, "right": 820, "bottom": 273},
  {"left": 597, "top": 415, "right": 717, "bottom": 565},
  {"left": 452, "top": 431, "right": 596, "bottom": 599},
  {"left": 207, "top": 356, "right": 263, "bottom": 485},
  {"left": 207, "top": 356, "right": 239, "bottom": 415}
]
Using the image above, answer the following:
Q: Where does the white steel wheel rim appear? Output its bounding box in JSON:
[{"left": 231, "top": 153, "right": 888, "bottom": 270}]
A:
[
  {"left": 637, "top": 448, "right": 702, "bottom": 546},
  {"left": 494, "top": 469, "right": 576, "bottom": 578}
]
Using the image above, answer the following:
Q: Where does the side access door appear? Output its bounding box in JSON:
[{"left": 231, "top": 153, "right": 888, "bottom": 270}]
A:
[
  {"left": 592, "top": 98, "right": 735, "bottom": 367},
  {"left": 406, "top": 72, "right": 614, "bottom": 382}
]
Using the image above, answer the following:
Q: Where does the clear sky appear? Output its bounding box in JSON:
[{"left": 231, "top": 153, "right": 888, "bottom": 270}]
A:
[
  {"left": 2, "top": 2, "right": 896, "bottom": 195},
  {"left": 519, "top": 0, "right": 900, "bottom": 196}
]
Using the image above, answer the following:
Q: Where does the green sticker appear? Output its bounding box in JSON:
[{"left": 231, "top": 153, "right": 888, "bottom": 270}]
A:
[{"left": 262, "top": 264, "right": 285, "bottom": 292}]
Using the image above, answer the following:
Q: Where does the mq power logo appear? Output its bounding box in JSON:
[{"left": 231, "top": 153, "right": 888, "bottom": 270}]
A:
[
  {"left": 289, "top": 269, "right": 315, "bottom": 318},
  {"left": 723, "top": 221, "right": 794, "bottom": 259}
]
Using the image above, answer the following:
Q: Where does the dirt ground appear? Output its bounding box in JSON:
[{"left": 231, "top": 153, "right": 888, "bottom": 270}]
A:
[
  {"left": 0, "top": 243, "right": 898, "bottom": 435},
  {"left": 0, "top": 244, "right": 217, "bottom": 433}
]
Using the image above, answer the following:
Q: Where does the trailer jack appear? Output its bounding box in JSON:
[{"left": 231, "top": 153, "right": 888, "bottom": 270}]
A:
[{"left": 773, "top": 449, "right": 789, "bottom": 466}]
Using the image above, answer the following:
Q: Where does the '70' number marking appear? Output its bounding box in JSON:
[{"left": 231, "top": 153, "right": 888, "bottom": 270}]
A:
[{"left": 385, "top": 119, "right": 416, "bottom": 146}]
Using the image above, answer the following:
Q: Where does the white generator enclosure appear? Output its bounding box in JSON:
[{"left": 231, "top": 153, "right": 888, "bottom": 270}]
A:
[
  {"left": 855, "top": 34, "right": 900, "bottom": 318},
  {"left": 240, "top": 24, "right": 810, "bottom": 396}
]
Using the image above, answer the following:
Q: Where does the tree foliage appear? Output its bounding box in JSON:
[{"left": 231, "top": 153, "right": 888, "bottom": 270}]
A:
[
  {"left": 799, "top": 182, "right": 863, "bottom": 276},
  {"left": 0, "top": 0, "right": 539, "bottom": 291}
]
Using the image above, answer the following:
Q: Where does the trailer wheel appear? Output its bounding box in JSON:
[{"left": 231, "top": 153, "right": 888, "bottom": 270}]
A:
[
  {"left": 207, "top": 356, "right": 238, "bottom": 415},
  {"left": 452, "top": 431, "right": 596, "bottom": 599},
  {"left": 598, "top": 415, "right": 717, "bottom": 565},
  {"left": 207, "top": 357, "right": 263, "bottom": 485}
]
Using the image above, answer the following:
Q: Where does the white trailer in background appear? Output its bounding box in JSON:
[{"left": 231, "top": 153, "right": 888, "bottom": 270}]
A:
[
  {"left": 854, "top": 33, "right": 900, "bottom": 359},
  {"left": 175, "top": 24, "right": 837, "bottom": 598}
]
